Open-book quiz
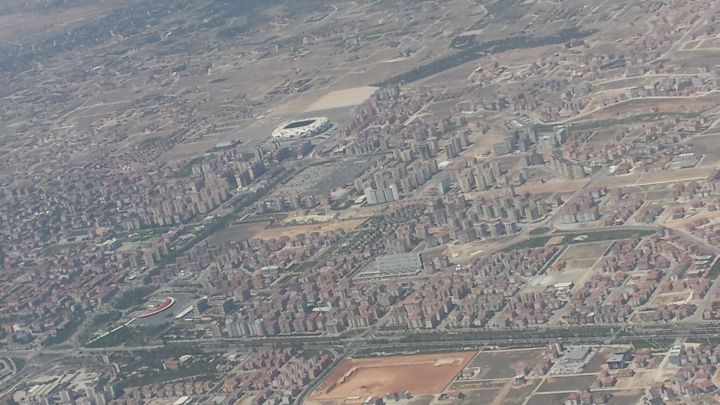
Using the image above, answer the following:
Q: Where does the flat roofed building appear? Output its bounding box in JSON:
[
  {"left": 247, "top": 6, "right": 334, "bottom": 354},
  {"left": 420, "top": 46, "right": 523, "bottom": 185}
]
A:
[
  {"left": 565, "top": 346, "right": 591, "bottom": 363},
  {"left": 375, "top": 252, "right": 423, "bottom": 275}
]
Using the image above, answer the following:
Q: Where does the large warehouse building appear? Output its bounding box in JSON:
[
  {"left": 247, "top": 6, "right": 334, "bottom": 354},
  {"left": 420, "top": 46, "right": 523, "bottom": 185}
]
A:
[{"left": 375, "top": 252, "right": 423, "bottom": 276}]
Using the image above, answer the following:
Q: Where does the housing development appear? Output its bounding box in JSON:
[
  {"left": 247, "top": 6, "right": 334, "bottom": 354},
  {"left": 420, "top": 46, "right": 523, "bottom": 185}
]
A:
[{"left": 4, "top": 0, "right": 720, "bottom": 404}]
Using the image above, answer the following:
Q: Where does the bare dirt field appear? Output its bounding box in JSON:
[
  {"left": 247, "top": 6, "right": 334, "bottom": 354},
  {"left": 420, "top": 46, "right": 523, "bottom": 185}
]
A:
[
  {"left": 0, "top": 5, "right": 113, "bottom": 40},
  {"left": 310, "top": 352, "right": 476, "bottom": 401},
  {"left": 581, "top": 95, "right": 719, "bottom": 121},
  {"left": 659, "top": 208, "right": 720, "bottom": 231},
  {"left": 446, "top": 236, "right": 516, "bottom": 263},
  {"left": 607, "top": 390, "right": 644, "bottom": 405},
  {"left": 305, "top": 86, "right": 378, "bottom": 112},
  {"left": 513, "top": 178, "right": 590, "bottom": 195},
  {"left": 526, "top": 393, "right": 568, "bottom": 405},
  {"left": 536, "top": 374, "right": 597, "bottom": 392},
  {"left": 468, "top": 348, "right": 546, "bottom": 379},
  {"left": 461, "top": 132, "right": 508, "bottom": 158},
  {"left": 557, "top": 242, "right": 611, "bottom": 268},
  {"left": 593, "top": 77, "right": 658, "bottom": 92},
  {"left": 253, "top": 218, "right": 365, "bottom": 240},
  {"left": 506, "top": 166, "right": 707, "bottom": 197},
  {"left": 559, "top": 242, "right": 611, "bottom": 261},
  {"left": 500, "top": 380, "right": 543, "bottom": 405},
  {"left": 583, "top": 347, "right": 612, "bottom": 373},
  {"left": 682, "top": 40, "right": 702, "bottom": 50},
  {"left": 614, "top": 370, "right": 660, "bottom": 389},
  {"left": 537, "top": 242, "right": 609, "bottom": 289},
  {"left": 447, "top": 389, "right": 501, "bottom": 405},
  {"left": 651, "top": 290, "right": 694, "bottom": 306},
  {"left": 595, "top": 166, "right": 715, "bottom": 189},
  {"left": 698, "top": 36, "right": 720, "bottom": 50},
  {"left": 207, "top": 222, "right": 270, "bottom": 245},
  {"left": 688, "top": 134, "right": 720, "bottom": 165}
]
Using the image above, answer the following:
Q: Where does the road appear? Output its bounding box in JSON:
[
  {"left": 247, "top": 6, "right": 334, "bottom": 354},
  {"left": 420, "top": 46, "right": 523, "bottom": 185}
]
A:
[
  {"left": 8, "top": 322, "right": 720, "bottom": 358},
  {"left": 7, "top": 321, "right": 720, "bottom": 400},
  {"left": 294, "top": 349, "right": 349, "bottom": 405}
]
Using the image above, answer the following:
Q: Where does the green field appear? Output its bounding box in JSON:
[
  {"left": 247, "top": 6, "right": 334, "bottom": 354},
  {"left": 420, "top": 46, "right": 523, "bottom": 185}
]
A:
[
  {"left": 115, "top": 285, "right": 159, "bottom": 310},
  {"left": 502, "top": 228, "right": 656, "bottom": 252},
  {"left": 528, "top": 227, "right": 551, "bottom": 236}
]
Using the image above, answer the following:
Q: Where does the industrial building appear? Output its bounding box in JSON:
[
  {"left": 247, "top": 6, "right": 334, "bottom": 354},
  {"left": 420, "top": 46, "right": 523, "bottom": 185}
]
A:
[{"left": 375, "top": 252, "right": 423, "bottom": 276}]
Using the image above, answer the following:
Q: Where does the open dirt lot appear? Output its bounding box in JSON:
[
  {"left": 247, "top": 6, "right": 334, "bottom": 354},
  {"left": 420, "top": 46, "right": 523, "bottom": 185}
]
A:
[
  {"left": 0, "top": 4, "right": 116, "bottom": 40},
  {"left": 207, "top": 222, "right": 270, "bottom": 246},
  {"left": 526, "top": 393, "right": 568, "bottom": 405},
  {"left": 468, "top": 348, "right": 546, "bottom": 379},
  {"left": 697, "top": 36, "right": 720, "bottom": 50},
  {"left": 559, "top": 242, "right": 612, "bottom": 261},
  {"left": 253, "top": 219, "right": 365, "bottom": 240},
  {"left": 614, "top": 370, "right": 661, "bottom": 389},
  {"left": 310, "top": 352, "right": 476, "bottom": 401},
  {"left": 595, "top": 166, "right": 715, "bottom": 189},
  {"left": 497, "top": 164, "right": 713, "bottom": 199},
  {"left": 688, "top": 134, "right": 720, "bottom": 165},
  {"left": 651, "top": 290, "right": 695, "bottom": 306},
  {"left": 500, "top": 380, "right": 543, "bottom": 405},
  {"left": 536, "top": 374, "right": 597, "bottom": 392},
  {"left": 581, "top": 95, "right": 719, "bottom": 121},
  {"left": 447, "top": 389, "right": 501, "bottom": 405},
  {"left": 659, "top": 208, "right": 720, "bottom": 231},
  {"left": 583, "top": 348, "right": 612, "bottom": 373},
  {"left": 556, "top": 242, "right": 611, "bottom": 269},
  {"left": 536, "top": 242, "right": 609, "bottom": 289},
  {"left": 608, "top": 390, "right": 644, "bottom": 405},
  {"left": 305, "top": 86, "right": 378, "bottom": 112},
  {"left": 513, "top": 178, "right": 590, "bottom": 195}
]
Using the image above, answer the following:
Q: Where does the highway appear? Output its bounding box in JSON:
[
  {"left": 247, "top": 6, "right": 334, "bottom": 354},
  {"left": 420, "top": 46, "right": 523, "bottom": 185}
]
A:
[
  {"left": 7, "top": 322, "right": 720, "bottom": 358},
  {"left": 6, "top": 321, "right": 720, "bottom": 399}
]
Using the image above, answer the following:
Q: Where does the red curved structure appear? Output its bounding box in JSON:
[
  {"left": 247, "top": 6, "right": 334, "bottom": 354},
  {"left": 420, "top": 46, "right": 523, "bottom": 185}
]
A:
[{"left": 138, "top": 296, "right": 175, "bottom": 318}]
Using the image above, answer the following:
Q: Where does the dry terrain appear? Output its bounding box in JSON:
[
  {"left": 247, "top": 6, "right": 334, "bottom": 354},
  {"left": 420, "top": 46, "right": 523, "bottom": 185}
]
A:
[
  {"left": 254, "top": 219, "right": 366, "bottom": 240},
  {"left": 309, "top": 352, "right": 476, "bottom": 401},
  {"left": 467, "top": 348, "right": 546, "bottom": 380}
]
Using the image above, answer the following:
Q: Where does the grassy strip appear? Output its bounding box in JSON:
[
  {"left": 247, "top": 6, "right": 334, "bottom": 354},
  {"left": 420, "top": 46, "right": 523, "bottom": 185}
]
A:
[
  {"left": 377, "top": 27, "right": 593, "bottom": 86},
  {"left": 528, "top": 227, "right": 551, "bottom": 236},
  {"left": 502, "top": 229, "right": 656, "bottom": 252}
]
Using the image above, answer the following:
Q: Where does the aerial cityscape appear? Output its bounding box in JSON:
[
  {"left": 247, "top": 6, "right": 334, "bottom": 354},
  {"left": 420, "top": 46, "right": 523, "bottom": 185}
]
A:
[{"left": 4, "top": 0, "right": 720, "bottom": 404}]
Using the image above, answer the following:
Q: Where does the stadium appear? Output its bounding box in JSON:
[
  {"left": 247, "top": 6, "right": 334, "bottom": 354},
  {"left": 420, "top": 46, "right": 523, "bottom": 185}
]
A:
[
  {"left": 138, "top": 296, "right": 175, "bottom": 318},
  {"left": 272, "top": 116, "right": 331, "bottom": 140}
]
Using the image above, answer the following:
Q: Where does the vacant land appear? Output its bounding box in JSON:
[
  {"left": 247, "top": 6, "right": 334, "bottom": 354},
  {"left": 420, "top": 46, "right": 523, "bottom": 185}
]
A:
[
  {"left": 503, "top": 229, "right": 655, "bottom": 253},
  {"left": 556, "top": 242, "right": 611, "bottom": 269},
  {"left": 207, "top": 222, "right": 269, "bottom": 245},
  {"left": 581, "top": 96, "right": 716, "bottom": 122},
  {"left": 468, "top": 348, "right": 546, "bottom": 379},
  {"left": 582, "top": 348, "right": 612, "bottom": 373},
  {"left": 689, "top": 134, "right": 720, "bottom": 165},
  {"left": 254, "top": 218, "right": 365, "bottom": 240},
  {"left": 526, "top": 393, "right": 568, "bottom": 405},
  {"left": 608, "top": 390, "right": 644, "bottom": 405},
  {"left": 305, "top": 86, "right": 378, "bottom": 112},
  {"left": 596, "top": 166, "right": 715, "bottom": 189},
  {"left": 536, "top": 374, "right": 597, "bottom": 392},
  {"left": 538, "top": 242, "right": 611, "bottom": 289},
  {"left": 310, "top": 352, "right": 476, "bottom": 400},
  {"left": 560, "top": 242, "right": 611, "bottom": 262},
  {"left": 449, "top": 389, "right": 502, "bottom": 405}
]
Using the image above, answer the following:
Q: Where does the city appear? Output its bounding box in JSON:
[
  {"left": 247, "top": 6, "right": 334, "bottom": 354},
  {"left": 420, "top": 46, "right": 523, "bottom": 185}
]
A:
[{"left": 3, "top": 0, "right": 720, "bottom": 404}]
